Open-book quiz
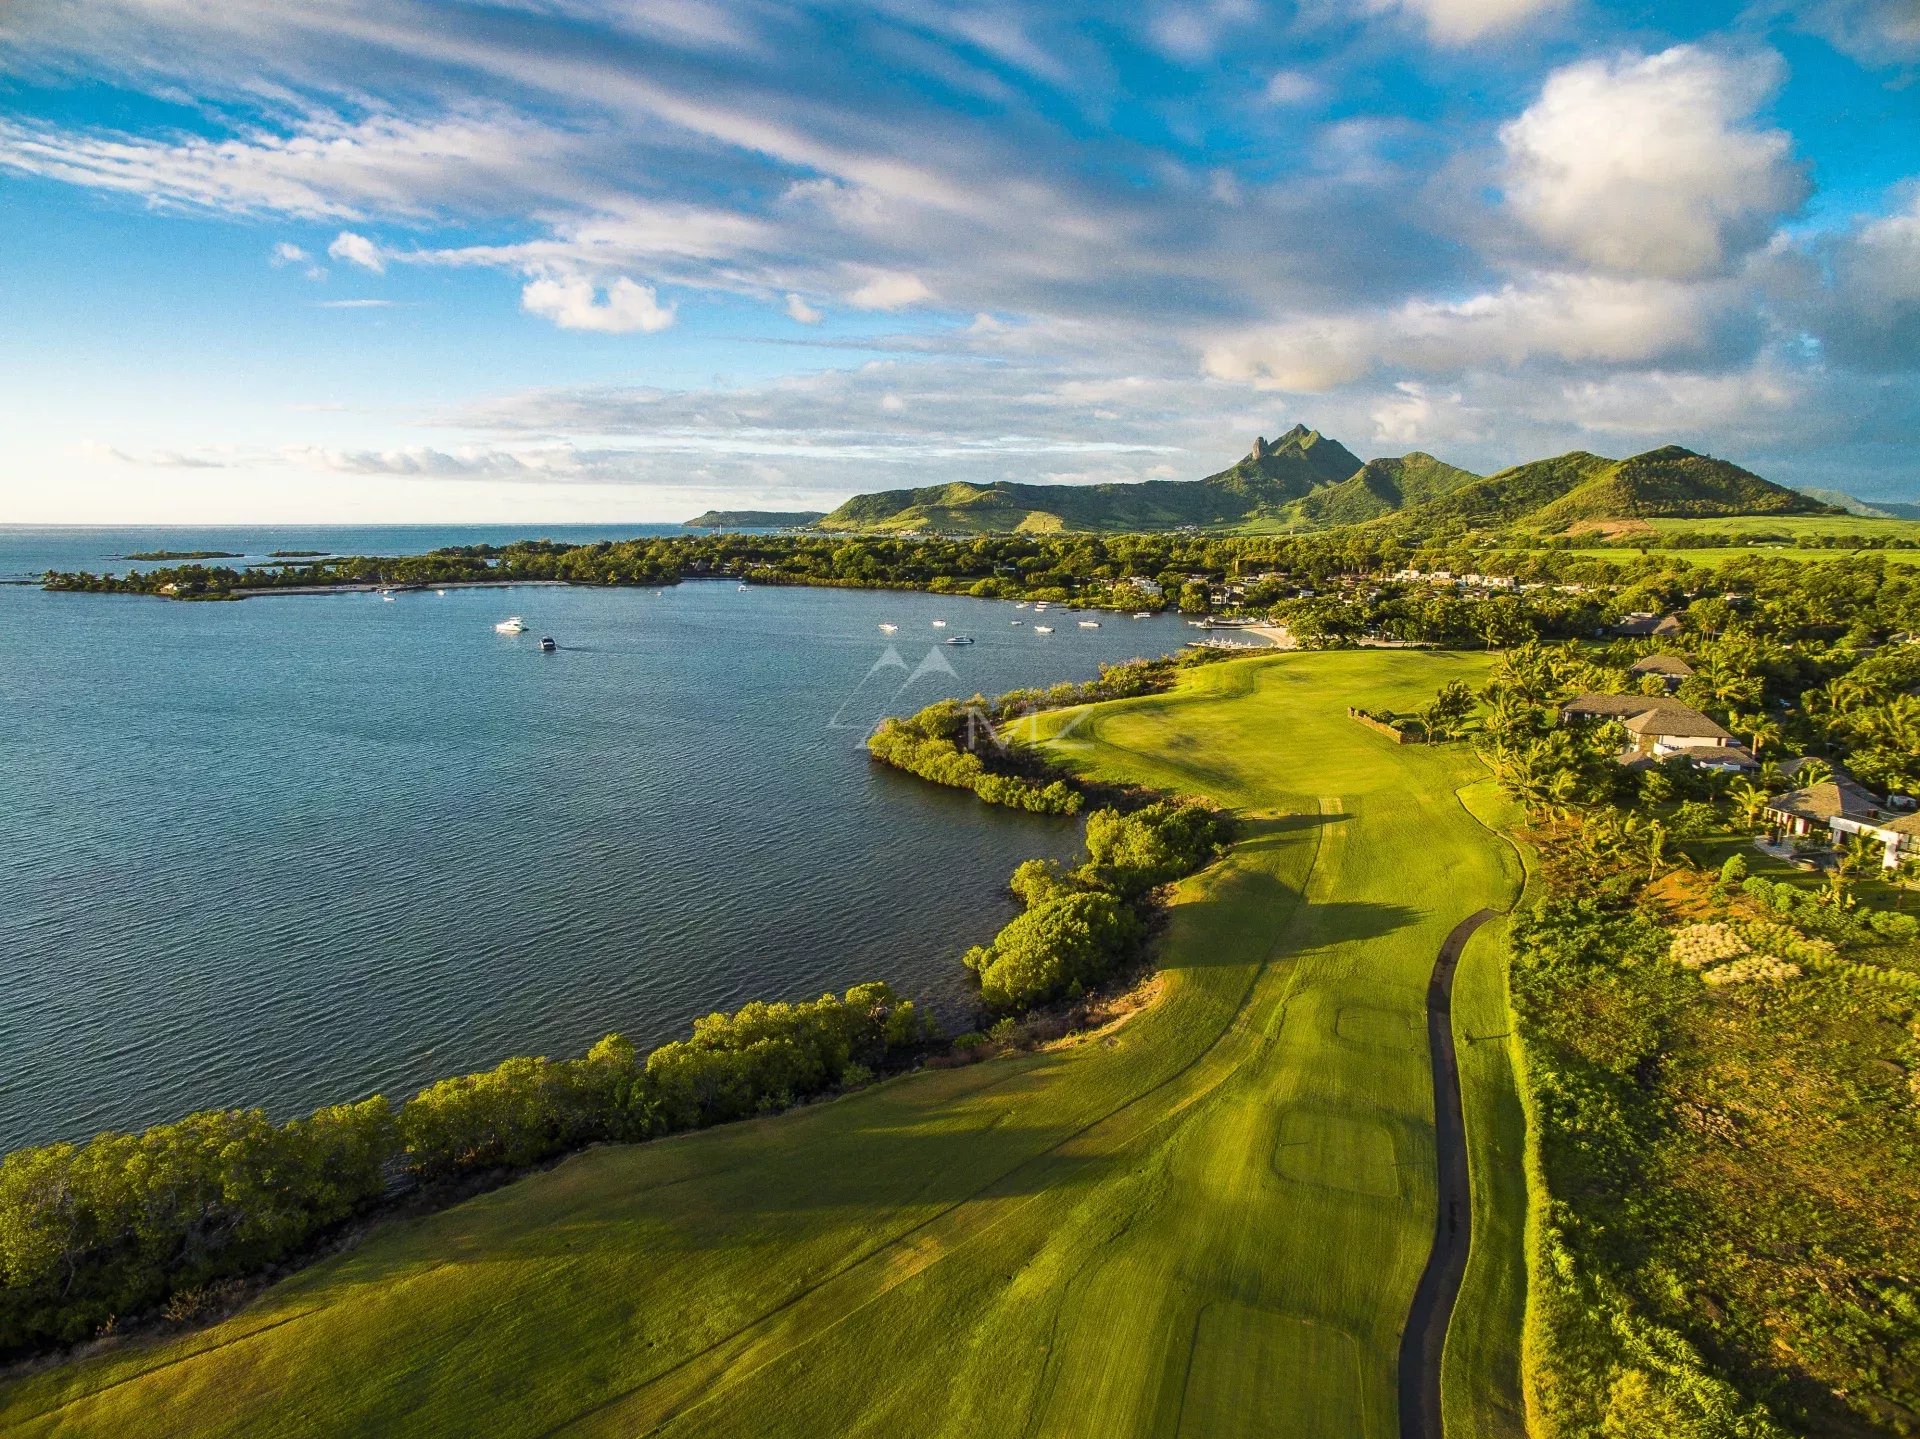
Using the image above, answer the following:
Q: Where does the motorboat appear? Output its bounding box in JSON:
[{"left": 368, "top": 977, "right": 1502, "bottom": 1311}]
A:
[
  {"left": 931, "top": 619, "right": 947, "bottom": 628},
  {"left": 381, "top": 593, "right": 396, "bottom": 602},
  {"left": 539, "top": 636, "right": 557, "bottom": 652},
  {"left": 1132, "top": 611, "right": 1154, "bottom": 619},
  {"left": 1078, "top": 620, "right": 1100, "bottom": 628},
  {"left": 1015, "top": 602, "right": 1029, "bottom": 609},
  {"left": 944, "top": 635, "right": 974, "bottom": 646},
  {"left": 436, "top": 589, "right": 447, "bottom": 596},
  {"left": 878, "top": 623, "right": 897, "bottom": 633},
  {"left": 495, "top": 616, "right": 528, "bottom": 634},
  {"left": 1032, "top": 625, "right": 1054, "bottom": 634},
  {"left": 1010, "top": 619, "right": 1023, "bottom": 626}
]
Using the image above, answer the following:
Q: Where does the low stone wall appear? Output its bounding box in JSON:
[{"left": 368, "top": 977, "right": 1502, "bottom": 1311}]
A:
[{"left": 1347, "top": 707, "right": 1423, "bottom": 744}]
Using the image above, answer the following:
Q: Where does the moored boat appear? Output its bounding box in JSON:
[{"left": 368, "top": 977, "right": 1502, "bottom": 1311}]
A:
[
  {"left": 1032, "top": 625, "right": 1054, "bottom": 633},
  {"left": 1078, "top": 620, "right": 1100, "bottom": 628}
]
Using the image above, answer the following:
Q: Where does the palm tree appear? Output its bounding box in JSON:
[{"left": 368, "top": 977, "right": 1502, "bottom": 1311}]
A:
[
  {"left": 1728, "top": 780, "right": 1770, "bottom": 828},
  {"left": 1745, "top": 715, "right": 1783, "bottom": 757}
]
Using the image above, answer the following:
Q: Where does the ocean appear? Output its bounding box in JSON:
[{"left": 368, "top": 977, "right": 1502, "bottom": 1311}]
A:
[{"left": 0, "top": 526, "right": 1202, "bottom": 1151}]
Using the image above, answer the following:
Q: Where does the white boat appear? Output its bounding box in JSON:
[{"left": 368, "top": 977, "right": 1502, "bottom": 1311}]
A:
[
  {"left": 436, "top": 589, "right": 446, "bottom": 596},
  {"left": 1015, "top": 602, "right": 1029, "bottom": 609},
  {"left": 1010, "top": 619, "right": 1023, "bottom": 626},
  {"left": 931, "top": 619, "right": 947, "bottom": 628},
  {"left": 382, "top": 593, "right": 396, "bottom": 602},
  {"left": 1032, "top": 625, "right": 1054, "bottom": 634},
  {"left": 1132, "top": 611, "right": 1154, "bottom": 619},
  {"left": 944, "top": 635, "right": 974, "bottom": 646},
  {"left": 878, "top": 623, "right": 897, "bottom": 633},
  {"left": 539, "top": 636, "right": 557, "bottom": 652},
  {"left": 738, "top": 584, "right": 748, "bottom": 592},
  {"left": 1078, "top": 620, "right": 1100, "bottom": 628},
  {"left": 494, "top": 616, "right": 527, "bottom": 634},
  {"left": 1033, "top": 602, "right": 1050, "bottom": 611}
]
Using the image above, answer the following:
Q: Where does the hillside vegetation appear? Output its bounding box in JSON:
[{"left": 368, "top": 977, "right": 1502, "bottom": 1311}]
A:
[{"left": 812, "top": 428, "right": 1829, "bottom": 536}]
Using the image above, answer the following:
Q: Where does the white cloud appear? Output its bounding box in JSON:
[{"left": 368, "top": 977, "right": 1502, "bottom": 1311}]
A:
[
  {"left": 1368, "top": 0, "right": 1565, "bottom": 44},
  {"left": 271, "top": 241, "right": 310, "bottom": 265},
  {"left": 1263, "top": 68, "right": 1325, "bottom": 105},
  {"left": 846, "top": 270, "right": 933, "bottom": 310},
  {"left": 0, "top": 111, "right": 596, "bottom": 222},
  {"left": 317, "top": 298, "right": 396, "bottom": 308},
  {"left": 1783, "top": 0, "right": 1920, "bottom": 64},
  {"left": 520, "top": 273, "right": 676, "bottom": 333},
  {"left": 327, "top": 230, "right": 385, "bottom": 272},
  {"left": 1147, "top": 0, "right": 1257, "bottom": 61},
  {"left": 1500, "top": 46, "right": 1808, "bottom": 279},
  {"left": 784, "top": 292, "right": 823, "bottom": 323},
  {"left": 1778, "top": 183, "right": 1920, "bottom": 371},
  {"left": 1200, "top": 271, "right": 1739, "bottom": 391}
]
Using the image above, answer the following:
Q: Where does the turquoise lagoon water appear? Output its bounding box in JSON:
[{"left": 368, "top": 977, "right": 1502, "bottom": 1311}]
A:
[{"left": 0, "top": 528, "right": 1202, "bottom": 1151}]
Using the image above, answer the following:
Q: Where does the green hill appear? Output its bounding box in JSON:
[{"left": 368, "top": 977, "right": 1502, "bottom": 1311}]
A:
[
  {"left": 1528, "top": 446, "right": 1835, "bottom": 526},
  {"left": 1288, "top": 452, "right": 1483, "bottom": 528},
  {"left": 810, "top": 433, "right": 1828, "bottom": 536},
  {"left": 685, "top": 510, "right": 827, "bottom": 528},
  {"left": 1383, "top": 446, "right": 1837, "bottom": 533},
  {"left": 815, "top": 426, "right": 1413, "bottom": 534}
]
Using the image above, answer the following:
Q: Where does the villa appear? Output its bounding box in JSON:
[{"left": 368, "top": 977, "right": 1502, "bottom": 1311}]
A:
[
  {"left": 1559, "top": 693, "right": 1750, "bottom": 767},
  {"left": 1613, "top": 612, "right": 1685, "bottom": 638},
  {"left": 1764, "top": 779, "right": 1920, "bottom": 868},
  {"left": 1627, "top": 654, "right": 1695, "bottom": 691}
]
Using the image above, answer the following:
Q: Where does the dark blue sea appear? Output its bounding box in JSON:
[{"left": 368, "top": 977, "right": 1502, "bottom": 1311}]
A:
[{"left": 0, "top": 526, "right": 1202, "bottom": 1151}]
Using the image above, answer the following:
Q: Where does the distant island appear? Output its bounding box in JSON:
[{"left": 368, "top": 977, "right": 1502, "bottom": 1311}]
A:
[
  {"left": 120, "top": 549, "right": 244, "bottom": 561},
  {"left": 266, "top": 549, "right": 328, "bottom": 558},
  {"left": 684, "top": 510, "right": 827, "bottom": 529}
]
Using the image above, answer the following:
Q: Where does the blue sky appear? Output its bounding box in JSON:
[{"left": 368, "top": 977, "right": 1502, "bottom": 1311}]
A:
[{"left": 1, "top": 0, "right": 1915, "bottom": 522}]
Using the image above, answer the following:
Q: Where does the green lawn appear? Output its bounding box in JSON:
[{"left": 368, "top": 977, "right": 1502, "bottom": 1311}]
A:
[
  {"left": 0, "top": 651, "right": 1525, "bottom": 1439},
  {"left": 1555, "top": 513, "right": 1920, "bottom": 568},
  {"left": 1641, "top": 515, "right": 1920, "bottom": 540}
]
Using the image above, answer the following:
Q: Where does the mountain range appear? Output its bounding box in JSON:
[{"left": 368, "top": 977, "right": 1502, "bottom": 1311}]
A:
[{"left": 688, "top": 425, "right": 1840, "bottom": 535}]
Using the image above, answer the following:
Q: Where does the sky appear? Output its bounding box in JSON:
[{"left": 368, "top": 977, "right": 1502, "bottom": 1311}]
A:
[{"left": 0, "top": 0, "right": 1916, "bottom": 523}]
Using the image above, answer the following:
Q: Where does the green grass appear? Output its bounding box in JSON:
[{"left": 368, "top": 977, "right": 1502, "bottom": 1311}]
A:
[
  {"left": 1639, "top": 514, "right": 1920, "bottom": 539},
  {"left": 0, "top": 651, "right": 1525, "bottom": 1439},
  {"left": 1441, "top": 781, "right": 1533, "bottom": 1439},
  {"left": 1555, "top": 513, "right": 1920, "bottom": 567}
]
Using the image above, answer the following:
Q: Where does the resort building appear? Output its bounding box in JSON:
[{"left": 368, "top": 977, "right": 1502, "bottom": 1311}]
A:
[
  {"left": 1764, "top": 780, "right": 1920, "bottom": 868},
  {"left": 1559, "top": 693, "right": 1749, "bottom": 766},
  {"left": 1627, "top": 654, "right": 1695, "bottom": 691},
  {"left": 1613, "top": 612, "right": 1685, "bottom": 638}
]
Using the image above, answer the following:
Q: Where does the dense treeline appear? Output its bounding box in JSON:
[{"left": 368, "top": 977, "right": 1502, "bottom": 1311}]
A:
[
  {"left": 965, "top": 802, "right": 1230, "bottom": 1008},
  {"left": 866, "top": 702, "right": 1083, "bottom": 814},
  {"left": 870, "top": 684, "right": 1234, "bottom": 1010},
  {"left": 866, "top": 650, "right": 1236, "bottom": 815},
  {"left": 0, "top": 983, "right": 930, "bottom": 1354},
  {"left": 40, "top": 527, "right": 1640, "bottom": 606}
]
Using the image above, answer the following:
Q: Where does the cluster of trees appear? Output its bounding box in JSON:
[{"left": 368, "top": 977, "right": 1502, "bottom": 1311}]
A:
[
  {"left": 0, "top": 983, "right": 929, "bottom": 1354},
  {"left": 867, "top": 700, "right": 1083, "bottom": 815},
  {"left": 964, "top": 803, "right": 1231, "bottom": 1009}
]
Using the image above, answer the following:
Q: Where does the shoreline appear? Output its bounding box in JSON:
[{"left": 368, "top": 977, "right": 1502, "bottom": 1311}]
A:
[{"left": 242, "top": 578, "right": 574, "bottom": 598}]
